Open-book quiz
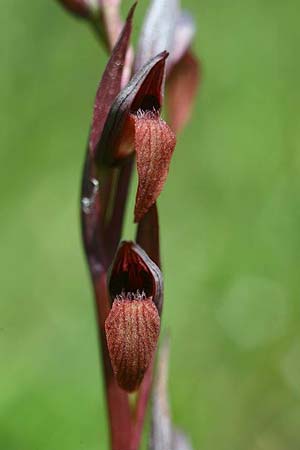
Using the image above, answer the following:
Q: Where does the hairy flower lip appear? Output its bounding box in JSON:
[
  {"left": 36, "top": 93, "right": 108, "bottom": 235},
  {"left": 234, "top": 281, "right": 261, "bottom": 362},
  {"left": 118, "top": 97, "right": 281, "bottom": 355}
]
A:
[
  {"left": 133, "top": 112, "right": 176, "bottom": 223},
  {"left": 105, "top": 296, "right": 160, "bottom": 392},
  {"left": 108, "top": 241, "right": 163, "bottom": 315}
]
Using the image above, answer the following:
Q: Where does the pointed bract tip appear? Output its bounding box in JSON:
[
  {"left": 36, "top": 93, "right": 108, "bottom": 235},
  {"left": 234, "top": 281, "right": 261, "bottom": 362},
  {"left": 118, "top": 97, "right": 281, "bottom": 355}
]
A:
[
  {"left": 157, "top": 50, "right": 169, "bottom": 61},
  {"left": 126, "top": 2, "right": 138, "bottom": 21}
]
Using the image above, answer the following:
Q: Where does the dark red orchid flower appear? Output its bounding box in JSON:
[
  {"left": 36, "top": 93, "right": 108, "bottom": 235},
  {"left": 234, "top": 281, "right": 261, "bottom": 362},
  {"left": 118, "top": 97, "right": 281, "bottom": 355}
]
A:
[
  {"left": 106, "top": 241, "right": 162, "bottom": 392},
  {"left": 95, "top": 51, "right": 176, "bottom": 223}
]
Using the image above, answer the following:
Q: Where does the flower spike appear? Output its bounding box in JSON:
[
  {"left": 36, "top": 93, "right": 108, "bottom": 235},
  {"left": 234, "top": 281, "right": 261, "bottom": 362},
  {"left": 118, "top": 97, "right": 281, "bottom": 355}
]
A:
[{"left": 55, "top": 0, "right": 200, "bottom": 445}]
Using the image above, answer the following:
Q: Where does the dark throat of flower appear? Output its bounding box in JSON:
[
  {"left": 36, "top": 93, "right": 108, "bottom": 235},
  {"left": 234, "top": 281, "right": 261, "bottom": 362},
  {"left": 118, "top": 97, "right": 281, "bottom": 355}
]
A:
[{"left": 109, "top": 242, "right": 157, "bottom": 305}]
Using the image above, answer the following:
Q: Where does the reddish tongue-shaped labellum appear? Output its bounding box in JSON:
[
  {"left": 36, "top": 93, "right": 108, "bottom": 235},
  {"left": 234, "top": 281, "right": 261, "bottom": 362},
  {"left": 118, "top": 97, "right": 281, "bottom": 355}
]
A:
[
  {"left": 132, "top": 112, "right": 176, "bottom": 223},
  {"left": 113, "top": 109, "right": 176, "bottom": 222},
  {"left": 108, "top": 109, "right": 176, "bottom": 223},
  {"left": 112, "top": 109, "right": 176, "bottom": 223},
  {"left": 105, "top": 296, "right": 160, "bottom": 392}
]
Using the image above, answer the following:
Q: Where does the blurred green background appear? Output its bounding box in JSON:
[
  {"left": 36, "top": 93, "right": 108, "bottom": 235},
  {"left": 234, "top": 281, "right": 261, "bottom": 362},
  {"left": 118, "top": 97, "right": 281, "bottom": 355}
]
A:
[{"left": 1, "top": 0, "right": 300, "bottom": 449}]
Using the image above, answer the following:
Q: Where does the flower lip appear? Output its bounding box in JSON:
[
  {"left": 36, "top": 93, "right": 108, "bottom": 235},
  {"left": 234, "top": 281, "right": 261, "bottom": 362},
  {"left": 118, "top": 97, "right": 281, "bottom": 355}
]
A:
[
  {"left": 133, "top": 112, "right": 176, "bottom": 223},
  {"left": 105, "top": 296, "right": 160, "bottom": 392},
  {"left": 108, "top": 241, "right": 163, "bottom": 315}
]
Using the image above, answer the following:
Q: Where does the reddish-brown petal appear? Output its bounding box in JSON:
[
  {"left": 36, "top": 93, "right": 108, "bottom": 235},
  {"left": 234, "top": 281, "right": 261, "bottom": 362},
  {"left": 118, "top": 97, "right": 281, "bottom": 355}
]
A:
[
  {"left": 105, "top": 297, "right": 160, "bottom": 392},
  {"left": 167, "top": 50, "right": 200, "bottom": 133},
  {"left": 133, "top": 113, "right": 176, "bottom": 223}
]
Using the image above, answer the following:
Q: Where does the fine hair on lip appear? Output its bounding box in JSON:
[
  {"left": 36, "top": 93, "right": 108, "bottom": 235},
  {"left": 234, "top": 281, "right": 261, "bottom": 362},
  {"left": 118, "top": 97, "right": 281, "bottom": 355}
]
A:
[{"left": 115, "top": 290, "right": 148, "bottom": 301}]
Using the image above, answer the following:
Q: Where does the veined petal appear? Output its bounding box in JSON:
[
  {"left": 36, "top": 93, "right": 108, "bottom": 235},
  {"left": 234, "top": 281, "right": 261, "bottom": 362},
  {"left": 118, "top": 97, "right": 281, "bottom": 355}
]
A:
[
  {"left": 133, "top": 112, "right": 176, "bottom": 223},
  {"left": 106, "top": 241, "right": 163, "bottom": 392},
  {"left": 105, "top": 296, "right": 160, "bottom": 392}
]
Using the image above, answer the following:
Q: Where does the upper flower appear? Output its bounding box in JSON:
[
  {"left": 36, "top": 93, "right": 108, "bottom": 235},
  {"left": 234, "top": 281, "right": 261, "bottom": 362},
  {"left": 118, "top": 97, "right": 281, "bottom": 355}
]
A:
[{"left": 95, "top": 51, "right": 176, "bottom": 222}]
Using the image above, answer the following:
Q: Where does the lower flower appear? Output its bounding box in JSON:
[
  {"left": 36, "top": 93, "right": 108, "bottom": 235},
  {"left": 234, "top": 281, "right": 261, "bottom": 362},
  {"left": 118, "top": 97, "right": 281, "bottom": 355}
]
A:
[{"left": 105, "top": 241, "right": 163, "bottom": 392}]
